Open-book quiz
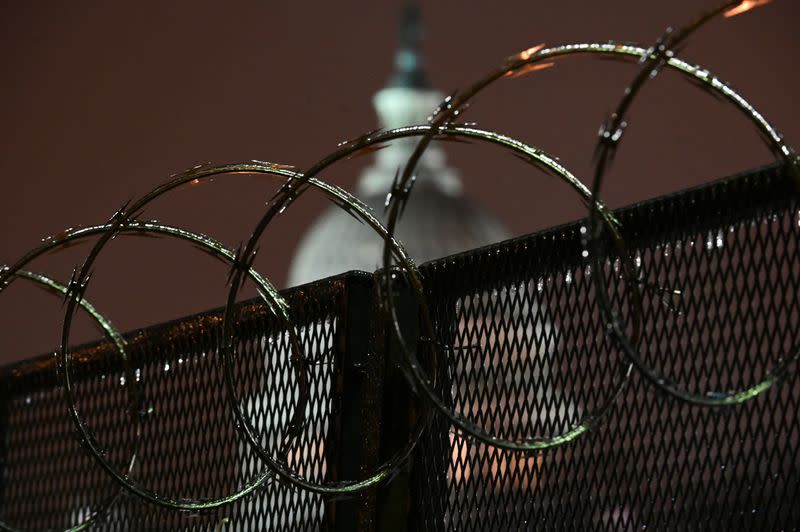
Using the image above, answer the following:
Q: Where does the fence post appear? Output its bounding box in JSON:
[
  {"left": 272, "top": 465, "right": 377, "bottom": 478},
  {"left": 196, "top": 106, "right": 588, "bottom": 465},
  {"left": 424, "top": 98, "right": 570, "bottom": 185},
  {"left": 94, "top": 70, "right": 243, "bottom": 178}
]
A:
[
  {"left": 328, "top": 270, "right": 426, "bottom": 532},
  {"left": 372, "top": 271, "right": 421, "bottom": 532},
  {"left": 328, "top": 272, "right": 384, "bottom": 531}
]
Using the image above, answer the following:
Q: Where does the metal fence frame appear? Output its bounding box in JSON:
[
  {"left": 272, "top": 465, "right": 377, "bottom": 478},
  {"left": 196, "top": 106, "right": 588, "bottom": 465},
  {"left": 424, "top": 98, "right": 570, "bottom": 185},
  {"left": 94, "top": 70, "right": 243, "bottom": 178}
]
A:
[{"left": 1, "top": 162, "right": 798, "bottom": 530}]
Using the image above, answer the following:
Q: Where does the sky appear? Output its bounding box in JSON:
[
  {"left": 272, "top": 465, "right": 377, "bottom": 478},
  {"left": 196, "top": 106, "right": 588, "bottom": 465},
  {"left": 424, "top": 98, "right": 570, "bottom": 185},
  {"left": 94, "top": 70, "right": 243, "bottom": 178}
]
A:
[{"left": 0, "top": 0, "right": 797, "bottom": 363}]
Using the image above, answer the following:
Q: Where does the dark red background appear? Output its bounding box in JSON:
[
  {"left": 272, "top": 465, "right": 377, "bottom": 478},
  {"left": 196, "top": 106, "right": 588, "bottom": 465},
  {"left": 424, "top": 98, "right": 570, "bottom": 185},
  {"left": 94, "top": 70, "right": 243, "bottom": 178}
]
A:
[{"left": 1, "top": 1, "right": 797, "bottom": 363}]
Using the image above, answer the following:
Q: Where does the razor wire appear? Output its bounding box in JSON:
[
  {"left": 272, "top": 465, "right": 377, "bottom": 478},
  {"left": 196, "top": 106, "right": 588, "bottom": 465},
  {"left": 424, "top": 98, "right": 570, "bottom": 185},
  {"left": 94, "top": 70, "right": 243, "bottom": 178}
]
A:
[{"left": 0, "top": 1, "right": 797, "bottom": 526}]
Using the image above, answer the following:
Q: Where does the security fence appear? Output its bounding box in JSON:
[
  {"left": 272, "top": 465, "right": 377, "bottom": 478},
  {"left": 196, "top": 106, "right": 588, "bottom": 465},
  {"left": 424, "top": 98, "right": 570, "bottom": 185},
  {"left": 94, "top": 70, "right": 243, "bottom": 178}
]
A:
[{"left": 0, "top": 162, "right": 798, "bottom": 530}]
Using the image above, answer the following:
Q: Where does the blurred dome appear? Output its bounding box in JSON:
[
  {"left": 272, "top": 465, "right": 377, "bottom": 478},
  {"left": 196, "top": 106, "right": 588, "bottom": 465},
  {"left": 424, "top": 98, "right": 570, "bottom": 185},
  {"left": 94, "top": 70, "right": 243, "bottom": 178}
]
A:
[{"left": 287, "top": 2, "right": 509, "bottom": 287}]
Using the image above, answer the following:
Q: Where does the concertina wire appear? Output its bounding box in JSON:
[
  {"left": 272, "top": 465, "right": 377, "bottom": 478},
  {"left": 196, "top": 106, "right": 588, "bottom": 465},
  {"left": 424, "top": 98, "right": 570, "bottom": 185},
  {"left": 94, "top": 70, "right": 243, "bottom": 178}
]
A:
[{"left": 0, "top": 1, "right": 798, "bottom": 528}]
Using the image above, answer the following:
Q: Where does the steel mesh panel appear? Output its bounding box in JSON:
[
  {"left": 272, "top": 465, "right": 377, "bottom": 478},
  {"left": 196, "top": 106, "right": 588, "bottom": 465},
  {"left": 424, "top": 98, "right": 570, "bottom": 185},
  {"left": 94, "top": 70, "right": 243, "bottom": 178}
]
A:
[
  {"left": 0, "top": 279, "right": 345, "bottom": 531},
  {"left": 412, "top": 163, "right": 800, "bottom": 531},
  {"left": 0, "top": 164, "right": 798, "bottom": 531}
]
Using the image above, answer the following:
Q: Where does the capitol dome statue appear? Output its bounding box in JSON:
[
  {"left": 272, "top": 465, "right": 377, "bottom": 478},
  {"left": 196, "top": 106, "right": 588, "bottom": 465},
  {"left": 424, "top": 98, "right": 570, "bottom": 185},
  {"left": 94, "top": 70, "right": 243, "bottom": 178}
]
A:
[{"left": 287, "top": 3, "right": 509, "bottom": 287}]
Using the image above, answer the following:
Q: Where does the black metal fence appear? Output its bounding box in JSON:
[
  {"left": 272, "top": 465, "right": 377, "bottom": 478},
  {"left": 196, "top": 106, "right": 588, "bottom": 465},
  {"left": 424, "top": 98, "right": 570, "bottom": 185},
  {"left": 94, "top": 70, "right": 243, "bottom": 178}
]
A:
[{"left": 1, "top": 163, "right": 798, "bottom": 530}]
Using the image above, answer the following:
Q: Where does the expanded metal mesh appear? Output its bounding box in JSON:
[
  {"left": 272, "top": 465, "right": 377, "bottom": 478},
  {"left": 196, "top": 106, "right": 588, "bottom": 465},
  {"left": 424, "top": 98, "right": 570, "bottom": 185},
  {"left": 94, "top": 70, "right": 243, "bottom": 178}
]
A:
[
  {"left": 0, "top": 163, "right": 798, "bottom": 530},
  {"left": 412, "top": 163, "right": 800, "bottom": 531},
  {"left": 0, "top": 280, "right": 346, "bottom": 530}
]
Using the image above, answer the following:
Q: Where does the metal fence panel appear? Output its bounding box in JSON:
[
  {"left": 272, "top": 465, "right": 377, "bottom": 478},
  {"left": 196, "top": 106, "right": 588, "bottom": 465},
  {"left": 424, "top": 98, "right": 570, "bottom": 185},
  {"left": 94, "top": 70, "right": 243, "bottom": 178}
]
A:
[{"left": 1, "top": 164, "right": 798, "bottom": 530}]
